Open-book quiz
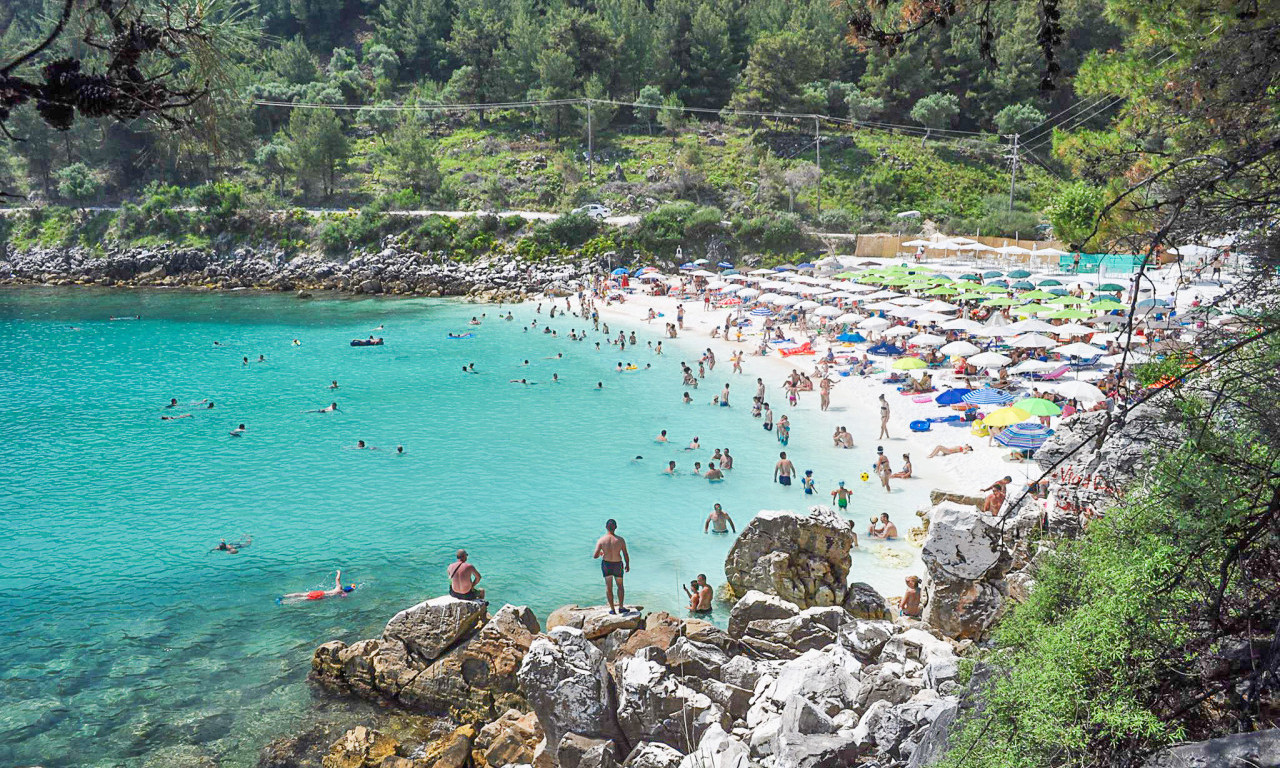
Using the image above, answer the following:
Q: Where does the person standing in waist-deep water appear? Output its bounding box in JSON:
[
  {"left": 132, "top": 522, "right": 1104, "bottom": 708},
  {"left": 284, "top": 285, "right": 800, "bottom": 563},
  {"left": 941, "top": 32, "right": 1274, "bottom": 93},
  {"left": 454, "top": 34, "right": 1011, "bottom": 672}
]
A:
[{"left": 593, "top": 519, "right": 632, "bottom": 614}]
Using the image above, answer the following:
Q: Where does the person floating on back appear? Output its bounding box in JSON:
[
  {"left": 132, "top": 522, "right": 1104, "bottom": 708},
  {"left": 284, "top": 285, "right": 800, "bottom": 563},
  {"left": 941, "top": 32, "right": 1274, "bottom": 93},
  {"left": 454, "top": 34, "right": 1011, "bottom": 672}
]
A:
[{"left": 593, "top": 519, "right": 632, "bottom": 615}]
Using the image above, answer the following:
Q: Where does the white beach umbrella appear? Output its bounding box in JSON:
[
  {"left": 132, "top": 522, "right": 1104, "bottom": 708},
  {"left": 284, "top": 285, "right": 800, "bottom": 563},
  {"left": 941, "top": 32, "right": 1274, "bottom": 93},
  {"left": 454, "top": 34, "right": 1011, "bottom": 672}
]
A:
[
  {"left": 1053, "top": 322, "right": 1095, "bottom": 337},
  {"left": 1011, "top": 333, "right": 1059, "bottom": 348},
  {"left": 836, "top": 312, "right": 862, "bottom": 323},
  {"left": 1030, "top": 247, "right": 1069, "bottom": 257},
  {"left": 994, "top": 245, "right": 1032, "bottom": 255},
  {"left": 690, "top": 269, "right": 716, "bottom": 277},
  {"left": 771, "top": 295, "right": 801, "bottom": 306},
  {"left": 803, "top": 286, "right": 834, "bottom": 295},
  {"left": 884, "top": 325, "right": 917, "bottom": 337},
  {"left": 735, "top": 287, "right": 761, "bottom": 298},
  {"left": 845, "top": 284, "right": 880, "bottom": 294},
  {"left": 958, "top": 242, "right": 997, "bottom": 252},
  {"left": 919, "top": 300, "right": 960, "bottom": 313},
  {"left": 864, "top": 290, "right": 903, "bottom": 300},
  {"left": 1011, "top": 359, "right": 1056, "bottom": 374},
  {"left": 894, "top": 296, "right": 927, "bottom": 306},
  {"left": 973, "top": 325, "right": 1014, "bottom": 338},
  {"left": 705, "top": 280, "right": 729, "bottom": 290},
  {"left": 864, "top": 301, "right": 903, "bottom": 311},
  {"left": 889, "top": 306, "right": 923, "bottom": 319},
  {"left": 940, "top": 340, "right": 980, "bottom": 357},
  {"left": 948, "top": 236, "right": 979, "bottom": 245},
  {"left": 795, "top": 300, "right": 821, "bottom": 310},
  {"left": 909, "top": 333, "right": 947, "bottom": 346},
  {"left": 749, "top": 268, "right": 776, "bottom": 275},
  {"left": 941, "top": 318, "right": 983, "bottom": 332},
  {"left": 1006, "top": 319, "right": 1058, "bottom": 334},
  {"left": 901, "top": 239, "right": 934, "bottom": 247},
  {"left": 860, "top": 317, "right": 891, "bottom": 330},
  {"left": 968, "top": 351, "right": 1013, "bottom": 367},
  {"left": 1054, "top": 342, "right": 1106, "bottom": 358},
  {"left": 1050, "top": 380, "right": 1106, "bottom": 402},
  {"left": 814, "top": 305, "right": 842, "bottom": 318}
]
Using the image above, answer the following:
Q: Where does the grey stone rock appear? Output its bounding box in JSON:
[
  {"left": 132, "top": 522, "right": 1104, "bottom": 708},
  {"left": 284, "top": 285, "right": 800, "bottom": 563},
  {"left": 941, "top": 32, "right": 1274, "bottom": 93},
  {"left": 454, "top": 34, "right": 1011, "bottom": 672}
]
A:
[
  {"left": 842, "top": 582, "right": 892, "bottom": 621},
  {"left": 772, "top": 733, "right": 862, "bottom": 768},
  {"left": 677, "top": 724, "right": 749, "bottom": 768},
  {"left": 839, "top": 620, "right": 894, "bottom": 661},
  {"left": 1139, "top": 729, "right": 1280, "bottom": 768},
  {"left": 622, "top": 741, "right": 684, "bottom": 768},
  {"left": 727, "top": 591, "right": 800, "bottom": 640},
  {"left": 780, "top": 696, "right": 836, "bottom": 736},
  {"left": 382, "top": 596, "right": 487, "bottom": 662},
  {"left": 518, "top": 627, "right": 623, "bottom": 760},
  {"left": 663, "top": 638, "right": 729, "bottom": 679},
  {"left": 558, "top": 733, "right": 617, "bottom": 768},
  {"left": 920, "top": 503, "right": 1010, "bottom": 640},
  {"left": 615, "top": 656, "right": 726, "bottom": 753},
  {"left": 724, "top": 507, "right": 857, "bottom": 608}
]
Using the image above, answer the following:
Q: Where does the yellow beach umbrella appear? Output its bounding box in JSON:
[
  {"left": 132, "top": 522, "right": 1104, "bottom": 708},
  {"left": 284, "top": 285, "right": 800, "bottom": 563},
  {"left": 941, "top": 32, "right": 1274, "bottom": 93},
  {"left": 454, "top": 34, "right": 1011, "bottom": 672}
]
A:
[
  {"left": 892, "top": 357, "right": 928, "bottom": 370},
  {"left": 984, "top": 406, "right": 1032, "bottom": 426}
]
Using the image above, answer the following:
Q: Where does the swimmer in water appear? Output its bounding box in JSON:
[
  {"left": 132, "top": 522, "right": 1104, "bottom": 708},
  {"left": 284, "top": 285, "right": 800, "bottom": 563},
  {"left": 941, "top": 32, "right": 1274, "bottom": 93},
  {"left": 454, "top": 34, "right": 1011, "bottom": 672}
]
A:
[
  {"left": 552, "top": 373, "right": 560, "bottom": 382},
  {"left": 292, "top": 339, "right": 301, "bottom": 346},
  {"left": 396, "top": 445, "right": 404, "bottom": 454},
  {"left": 596, "top": 382, "right": 603, "bottom": 389},
  {"left": 230, "top": 424, "right": 246, "bottom": 437},
  {"left": 206, "top": 402, "right": 215, "bottom": 409},
  {"left": 509, "top": 378, "right": 536, "bottom": 384},
  {"left": 306, "top": 402, "right": 339, "bottom": 413},
  {"left": 656, "top": 430, "right": 668, "bottom": 443},
  {"left": 705, "top": 462, "right": 724, "bottom": 481},
  {"left": 352, "top": 440, "right": 377, "bottom": 450},
  {"left": 329, "top": 381, "right": 339, "bottom": 389},
  {"left": 545, "top": 353, "right": 564, "bottom": 360},
  {"left": 664, "top": 461, "right": 677, "bottom": 475},
  {"left": 280, "top": 570, "right": 355, "bottom": 603},
  {"left": 166, "top": 398, "right": 179, "bottom": 408},
  {"left": 242, "top": 356, "right": 249, "bottom": 365},
  {"left": 686, "top": 436, "right": 700, "bottom": 451},
  {"left": 161, "top": 414, "right": 193, "bottom": 420},
  {"left": 704, "top": 503, "right": 736, "bottom": 534},
  {"left": 211, "top": 535, "right": 252, "bottom": 554},
  {"left": 373, "top": 325, "right": 384, "bottom": 331},
  {"left": 258, "top": 355, "right": 266, "bottom": 363}
]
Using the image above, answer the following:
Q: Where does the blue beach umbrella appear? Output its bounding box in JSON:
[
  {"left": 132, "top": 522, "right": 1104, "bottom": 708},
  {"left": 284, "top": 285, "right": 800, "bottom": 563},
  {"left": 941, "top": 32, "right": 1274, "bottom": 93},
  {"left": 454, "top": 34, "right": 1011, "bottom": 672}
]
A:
[
  {"left": 836, "top": 332, "right": 865, "bottom": 343},
  {"left": 993, "top": 423, "right": 1054, "bottom": 450},
  {"left": 721, "top": 269, "right": 740, "bottom": 276},
  {"left": 717, "top": 261, "right": 734, "bottom": 269},
  {"left": 680, "top": 262, "right": 695, "bottom": 269},
  {"left": 867, "top": 342, "right": 905, "bottom": 356},
  {"left": 935, "top": 388, "right": 972, "bottom": 405},
  {"left": 798, "top": 262, "right": 815, "bottom": 269},
  {"left": 774, "top": 265, "right": 798, "bottom": 271},
  {"left": 750, "top": 307, "right": 774, "bottom": 317},
  {"left": 962, "top": 388, "right": 1015, "bottom": 405},
  {"left": 1012, "top": 281, "right": 1035, "bottom": 290},
  {"left": 610, "top": 268, "right": 629, "bottom": 276}
]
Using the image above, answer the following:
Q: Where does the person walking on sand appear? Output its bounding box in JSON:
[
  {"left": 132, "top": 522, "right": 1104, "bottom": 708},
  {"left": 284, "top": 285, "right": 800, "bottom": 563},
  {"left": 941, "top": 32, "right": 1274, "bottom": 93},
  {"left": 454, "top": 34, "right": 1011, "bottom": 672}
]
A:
[
  {"left": 878, "top": 394, "right": 891, "bottom": 439},
  {"left": 594, "top": 519, "right": 632, "bottom": 614},
  {"left": 447, "top": 550, "right": 485, "bottom": 601},
  {"left": 773, "top": 451, "right": 795, "bottom": 487}
]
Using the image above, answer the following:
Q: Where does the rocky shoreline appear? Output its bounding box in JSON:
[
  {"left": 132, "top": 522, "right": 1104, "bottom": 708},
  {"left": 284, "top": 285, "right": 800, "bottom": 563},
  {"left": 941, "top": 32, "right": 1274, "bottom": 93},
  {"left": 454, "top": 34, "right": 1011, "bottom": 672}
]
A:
[{"left": 0, "top": 241, "right": 601, "bottom": 301}]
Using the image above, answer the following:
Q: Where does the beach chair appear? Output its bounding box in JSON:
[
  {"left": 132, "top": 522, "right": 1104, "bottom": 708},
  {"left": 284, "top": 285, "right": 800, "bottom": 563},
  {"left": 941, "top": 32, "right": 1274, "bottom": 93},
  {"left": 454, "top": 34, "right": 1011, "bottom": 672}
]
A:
[{"left": 1030, "top": 365, "right": 1070, "bottom": 381}]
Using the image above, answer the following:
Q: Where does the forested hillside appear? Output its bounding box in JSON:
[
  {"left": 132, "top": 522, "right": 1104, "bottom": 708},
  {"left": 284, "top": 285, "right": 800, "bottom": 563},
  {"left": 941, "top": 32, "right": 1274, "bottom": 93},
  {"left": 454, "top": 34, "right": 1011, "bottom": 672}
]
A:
[{"left": 0, "top": 0, "right": 1117, "bottom": 235}]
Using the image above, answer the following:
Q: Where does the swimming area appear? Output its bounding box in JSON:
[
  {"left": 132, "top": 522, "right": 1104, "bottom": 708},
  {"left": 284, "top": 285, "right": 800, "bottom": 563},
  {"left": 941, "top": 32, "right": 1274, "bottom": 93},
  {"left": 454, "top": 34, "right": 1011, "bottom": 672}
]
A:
[{"left": 1, "top": 287, "right": 926, "bottom": 766}]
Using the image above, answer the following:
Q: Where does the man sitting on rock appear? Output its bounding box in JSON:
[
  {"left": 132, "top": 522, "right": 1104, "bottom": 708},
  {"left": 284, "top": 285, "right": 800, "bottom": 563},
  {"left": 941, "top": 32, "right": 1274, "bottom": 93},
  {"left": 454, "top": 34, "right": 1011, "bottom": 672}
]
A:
[{"left": 447, "top": 550, "right": 485, "bottom": 602}]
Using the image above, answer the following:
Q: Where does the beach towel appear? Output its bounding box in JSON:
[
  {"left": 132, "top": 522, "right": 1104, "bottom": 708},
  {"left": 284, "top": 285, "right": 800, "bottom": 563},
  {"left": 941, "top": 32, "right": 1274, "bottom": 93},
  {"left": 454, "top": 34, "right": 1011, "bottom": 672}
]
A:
[{"left": 911, "top": 394, "right": 935, "bottom": 403}]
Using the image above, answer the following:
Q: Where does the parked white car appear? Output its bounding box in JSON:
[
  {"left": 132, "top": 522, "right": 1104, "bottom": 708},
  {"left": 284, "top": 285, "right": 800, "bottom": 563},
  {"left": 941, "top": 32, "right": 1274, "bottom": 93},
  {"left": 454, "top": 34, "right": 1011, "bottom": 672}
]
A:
[{"left": 572, "top": 204, "right": 611, "bottom": 219}]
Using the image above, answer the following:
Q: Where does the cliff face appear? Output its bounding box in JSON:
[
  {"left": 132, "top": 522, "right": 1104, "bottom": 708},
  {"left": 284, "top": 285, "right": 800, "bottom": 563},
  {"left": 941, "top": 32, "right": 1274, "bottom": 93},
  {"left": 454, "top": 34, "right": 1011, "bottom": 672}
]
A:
[{"left": 1, "top": 242, "right": 602, "bottom": 299}]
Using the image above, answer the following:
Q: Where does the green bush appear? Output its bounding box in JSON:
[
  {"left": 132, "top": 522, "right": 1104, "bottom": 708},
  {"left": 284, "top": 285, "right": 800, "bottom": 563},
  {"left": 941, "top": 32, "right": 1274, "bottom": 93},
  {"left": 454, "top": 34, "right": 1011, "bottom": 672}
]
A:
[
  {"left": 542, "top": 211, "right": 599, "bottom": 248},
  {"left": 635, "top": 201, "right": 697, "bottom": 256},
  {"left": 683, "top": 206, "right": 726, "bottom": 241}
]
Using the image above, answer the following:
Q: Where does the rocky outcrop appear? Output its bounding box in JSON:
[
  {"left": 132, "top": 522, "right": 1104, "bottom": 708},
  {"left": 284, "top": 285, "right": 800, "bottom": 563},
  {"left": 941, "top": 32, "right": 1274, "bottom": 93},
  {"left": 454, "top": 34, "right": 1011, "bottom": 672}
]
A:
[
  {"left": 1, "top": 241, "right": 601, "bottom": 300},
  {"left": 920, "top": 502, "right": 1011, "bottom": 640},
  {"left": 615, "top": 656, "right": 728, "bottom": 752},
  {"left": 517, "top": 627, "right": 626, "bottom": 761},
  {"left": 383, "top": 596, "right": 487, "bottom": 661},
  {"left": 724, "top": 507, "right": 858, "bottom": 609},
  {"left": 322, "top": 726, "right": 399, "bottom": 768},
  {"left": 548, "top": 605, "right": 647, "bottom": 640},
  {"left": 472, "top": 709, "right": 543, "bottom": 768},
  {"left": 1139, "top": 728, "right": 1280, "bottom": 768},
  {"left": 312, "top": 603, "right": 540, "bottom": 721}
]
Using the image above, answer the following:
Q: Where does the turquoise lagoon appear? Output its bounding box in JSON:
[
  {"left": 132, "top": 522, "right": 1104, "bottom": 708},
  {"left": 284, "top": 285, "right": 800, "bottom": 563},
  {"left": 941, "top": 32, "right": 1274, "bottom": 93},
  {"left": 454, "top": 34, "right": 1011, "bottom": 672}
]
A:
[{"left": 1, "top": 288, "right": 925, "bottom": 766}]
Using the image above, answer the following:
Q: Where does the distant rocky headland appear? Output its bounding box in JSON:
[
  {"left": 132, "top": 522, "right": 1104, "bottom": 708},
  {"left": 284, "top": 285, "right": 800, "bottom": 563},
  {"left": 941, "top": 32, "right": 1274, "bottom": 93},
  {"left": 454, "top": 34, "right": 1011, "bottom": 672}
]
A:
[{"left": 0, "top": 241, "right": 600, "bottom": 301}]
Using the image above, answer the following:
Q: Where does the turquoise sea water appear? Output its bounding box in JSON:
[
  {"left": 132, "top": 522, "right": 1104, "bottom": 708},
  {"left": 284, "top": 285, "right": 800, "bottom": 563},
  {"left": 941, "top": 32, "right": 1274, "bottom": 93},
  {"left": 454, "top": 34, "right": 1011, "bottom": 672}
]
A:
[{"left": 1, "top": 288, "right": 923, "bottom": 767}]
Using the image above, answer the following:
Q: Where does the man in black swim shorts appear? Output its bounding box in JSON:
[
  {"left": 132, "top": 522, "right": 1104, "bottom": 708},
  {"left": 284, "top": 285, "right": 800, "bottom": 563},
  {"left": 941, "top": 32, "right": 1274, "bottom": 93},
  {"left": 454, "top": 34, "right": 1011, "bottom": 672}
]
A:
[
  {"left": 593, "top": 519, "right": 631, "bottom": 614},
  {"left": 447, "top": 550, "right": 485, "bottom": 601}
]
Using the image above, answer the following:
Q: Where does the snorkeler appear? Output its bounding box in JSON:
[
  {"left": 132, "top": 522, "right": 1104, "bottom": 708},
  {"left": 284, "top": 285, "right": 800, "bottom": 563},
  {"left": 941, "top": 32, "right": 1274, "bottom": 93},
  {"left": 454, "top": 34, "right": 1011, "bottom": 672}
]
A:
[
  {"left": 211, "top": 535, "right": 252, "bottom": 554},
  {"left": 306, "top": 402, "right": 340, "bottom": 413},
  {"left": 280, "top": 570, "right": 355, "bottom": 603}
]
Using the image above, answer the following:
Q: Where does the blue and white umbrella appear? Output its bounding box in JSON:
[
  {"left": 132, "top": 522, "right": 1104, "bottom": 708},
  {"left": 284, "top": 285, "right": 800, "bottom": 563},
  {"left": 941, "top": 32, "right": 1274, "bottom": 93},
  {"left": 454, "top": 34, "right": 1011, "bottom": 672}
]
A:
[
  {"left": 717, "top": 261, "right": 734, "bottom": 269},
  {"left": 993, "top": 423, "right": 1054, "bottom": 450},
  {"left": 962, "top": 388, "right": 1015, "bottom": 405},
  {"left": 610, "top": 268, "right": 629, "bottom": 276},
  {"left": 750, "top": 307, "right": 775, "bottom": 317}
]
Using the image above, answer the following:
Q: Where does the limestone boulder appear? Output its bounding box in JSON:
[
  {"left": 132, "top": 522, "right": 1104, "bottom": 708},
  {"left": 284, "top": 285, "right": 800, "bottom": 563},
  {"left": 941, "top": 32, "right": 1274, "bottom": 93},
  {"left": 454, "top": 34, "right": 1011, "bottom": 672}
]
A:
[
  {"left": 727, "top": 591, "right": 800, "bottom": 640},
  {"left": 557, "top": 733, "right": 618, "bottom": 768},
  {"left": 616, "top": 613, "right": 683, "bottom": 659},
  {"left": 921, "top": 503, "right": 1010, "bottom": 639},
  {"left": 724, "top": 507, "right": 857, "bottom": 608},
  {"left": 614, "top": 656, "right": 728, "bottom": 753},
  {"left": 322, "top": 726, "right": 399, "bottom": 768},
  {"left": 473, "top": 709, "right": 543, "bottom": 768},
  {"left": 383, "top": 596, "right": 488, "bottom": 661},
  {"left": 662, "top": 637, "right": 730, "bottom": 679},
  {"left": 841, "top": 582, "right": 892, "bottom": 621},
  {"left": 518, "top": 627, "right": 624, "bottom": 760},
  {"left": 416, "top": 724, "right": 476, "bottom": 768},
  {"left": 622, "top": 741, "right": 685, "bottom": 768},
  {"left": 739, "top": 607, "right": 847, "bottom": 660},
  {"left": 547, "top": 605, "right": 646, "bottom": 640},
  {"left": 838, "top": 620, "right": 894, "bottom": 662},
  {"left": 676, "top": 724, "right": 749, "bottom": 768},
  {"left": 1139, "top": 729, "right": 1280, "bottom": 768}
]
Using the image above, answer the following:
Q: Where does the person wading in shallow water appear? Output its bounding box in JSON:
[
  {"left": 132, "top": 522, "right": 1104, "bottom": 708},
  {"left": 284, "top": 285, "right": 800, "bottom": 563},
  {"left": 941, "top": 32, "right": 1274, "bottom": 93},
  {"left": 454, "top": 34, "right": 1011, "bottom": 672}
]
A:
[{"left": 593, "top": 518, "right": 632, "bottom": 614}]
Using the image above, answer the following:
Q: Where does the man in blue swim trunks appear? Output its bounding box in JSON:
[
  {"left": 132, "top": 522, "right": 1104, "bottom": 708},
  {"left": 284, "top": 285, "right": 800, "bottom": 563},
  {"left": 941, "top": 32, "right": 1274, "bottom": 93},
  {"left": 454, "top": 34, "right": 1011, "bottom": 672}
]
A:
[
  {"left": 773, "top": 451, "right": 795, "bottom": 487},
  {"left": 593, "top": 519, "right": 632, "bottom": 614}
]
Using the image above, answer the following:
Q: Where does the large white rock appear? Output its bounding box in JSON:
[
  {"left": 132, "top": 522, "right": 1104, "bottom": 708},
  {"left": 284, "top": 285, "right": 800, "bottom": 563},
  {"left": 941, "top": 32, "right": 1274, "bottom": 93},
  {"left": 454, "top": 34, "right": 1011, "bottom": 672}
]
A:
[
  {"left": 920, "top": 503, "right": 1011, "bottom": 639},
  {"left": 615, "top": 656, "right": 727, "bottom": 753},
  {"left": 724, "top": 507, "right": 857, "bottom": 608},
  {"left": 677, "top": 724, "right": 750, "bottom": 768},
  {"left": 518, "top": 627, "right": 622, "bottom": 761},
  {"left": 382, "top": 595, "right": 487, "bottom": 661}
]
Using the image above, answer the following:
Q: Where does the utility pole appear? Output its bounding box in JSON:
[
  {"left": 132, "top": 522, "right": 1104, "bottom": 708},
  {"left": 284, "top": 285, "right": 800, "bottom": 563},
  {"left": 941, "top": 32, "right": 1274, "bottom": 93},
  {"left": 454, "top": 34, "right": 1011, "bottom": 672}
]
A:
[
  {"left": 587, "top": 101, "right": 594, "bottom": 182},
  {"left": 814, "top": 117, "right": 822, "bottom": 217},
  {"left": 1005, "top": 133, "right": 1020, "bottom": 212}
]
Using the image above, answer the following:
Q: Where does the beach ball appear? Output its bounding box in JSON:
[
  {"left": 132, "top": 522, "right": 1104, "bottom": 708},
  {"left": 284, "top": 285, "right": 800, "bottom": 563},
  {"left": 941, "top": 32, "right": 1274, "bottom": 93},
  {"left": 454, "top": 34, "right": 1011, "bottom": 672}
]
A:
[{"left": 860, "top": 472, "right": 870, "bottom": 482}]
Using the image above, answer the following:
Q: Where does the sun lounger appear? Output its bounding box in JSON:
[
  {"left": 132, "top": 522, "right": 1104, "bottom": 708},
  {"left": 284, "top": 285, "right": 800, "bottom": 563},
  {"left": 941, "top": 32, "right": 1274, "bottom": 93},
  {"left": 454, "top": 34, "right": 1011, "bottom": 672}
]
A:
[{"left": 1030, "top": 365, "right": 1070, "bottom": 381}]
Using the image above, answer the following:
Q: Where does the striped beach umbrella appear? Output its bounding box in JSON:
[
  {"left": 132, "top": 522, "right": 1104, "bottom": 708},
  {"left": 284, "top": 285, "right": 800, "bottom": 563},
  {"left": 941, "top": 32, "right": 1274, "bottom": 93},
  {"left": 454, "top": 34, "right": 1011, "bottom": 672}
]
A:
[
  {"left": 993, "top": 423, "right": 1054, "bottom": 450},
  {"left": 750, "top": 307, "right": 774, "bottom": 317},
  {"left": 962, "top": 388, "right": 1015, "bottom": 405}
]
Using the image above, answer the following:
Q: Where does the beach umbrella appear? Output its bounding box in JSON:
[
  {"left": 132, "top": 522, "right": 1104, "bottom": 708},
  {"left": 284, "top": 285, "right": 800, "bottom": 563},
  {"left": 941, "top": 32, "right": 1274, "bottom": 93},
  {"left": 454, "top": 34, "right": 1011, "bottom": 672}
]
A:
[
  {"left": 935, "top": 388, "right": 972, "bottom": 405},
  {"left": 1045, "top": 308, "right": 1095, "bottom": 320},
  {"left": 836, "top": 312, "right": 861, "bottom": 323},
  {"left": 680, "top": 262, "right": 695, "bottom": 270},
  {"left": 775, "top": 265, "right": 797, "bottom": 271},
  {"left": 690, "top": 269, "right": 716, "bottom": 277},
  {"left": 1050, "top": 380, "right": 1106, "bottom": 402},
  {"left": 1048, "top": 295, "right": 1087, "bottom": 305},
  {"left": 884, "top": 325, "right": 917, "bottom": 337},
  {"left": 995, "top": 246, "right": 1032, "bottom": 256},
  {"left": 982, "top": 297, "right": 1021, "bottom": 307},
  {"left": 867, "top": 342, "right": 905, "bottom": 356},
  {"left": 1097, "top": 283, "right": 1125, "bottom": 292},
  {"left": 962, "top": 387, "right": 1015, "bottom": 405},
  {"left": 611, "top": 268, "right": 629, "bottom": 275},
  {"left": 976, "top": 284, "right": 1008, "bottom": 293},
  {"left": 1055, "top": 342, "right": 1106, "bottom": 358},
  {"left": 889, "top": 306, "right": 923, "bottom": 319},
  {"left": 1011, "top": 333, "right": 1058, "bottom": 348},
  {"left": 860, "top": 317, "right": 891, "bottom": 330},
  {"left": 864, "top": 301, "right": 903, "bottom": 311},
  {"left": 717, "top": 261, "right": 734, "bottom": 269},
  {"left": 1015, "top": 303, "right": 1053, "bottom": 315},
  {"left": 941, "top": 318, "right": 983, "bottom": 332},
  {"left": 1007, "top": 319, "right": 1058, "bottom": 334},
  {"left": 814, "top": 305, "right": 842, "bottom": 317},
  {"left": 1010, "top": 359, "right": 1056, "bottom": 374},
  {"left": 1014, "top": 397, "right": 1062, "bottom": 416},
  {"left": 796, "top": 300, "right": 821, "bottom": 310},
  {"left": 909, "top": 333, "right": 946, "bottom": 346},
  {"left": 1054, "top": 322, "right": 1095, "bottom": 337},
  {"left": 1031, "top": 247, "right": 1068, "bottom": 257},
  {"left": 967, "top": 352, "right": 1013, "bottom": 368},
  {"left": 771, "top": 295, "right": 801, "bottom": 306},
  {"left": 914, "top": 312, "right": 951, "bottom": 325},
  {"left": 892, "top": 357, "right": 928, "bottom": 370},
  {"left": 692, "top": 258, "right": 709, "bottom": 265},
  {"left": 1092, "top": 299, "right": 1128, "bottom": 311},
  {"left": 1038, "top": 279, "right": 1063, "bottom": 286},
  {"left": 984, "top": 406, "right": 1032, "bottom": 426},
  {"left": 924, "top": 286, "right": 960, "bottom": 295},
  {"left": 895, "top": 296, "right": 927, "bottom": 306},
  {"left": 836, "top": 332, "right": 865, "bottom": 343},
  {"left": 736, "top": 287, "right": 761, "bottom": 298},
  {"left": 1011, "top": 281, "right": 1036, "bottom": 290},
  {"left": 750, "top": 268, "right": 775, "bottom": 275},
  {"left": 750, "top": 307, "right": 774, "bottom": 317},
  {"left": 720, "top": 269, "right": 740, "bottom": 275},
  {"left": 983, "top": 271, "right": 1004, "bottom": 278},
  {"left": 1048, "top": 288, "right": 1069, "bottom": 296},
  {"left": 993, "top": 423, "right": 1054, "bottom": 451},
  {"left": 1008, "top": 269, "right": 1032, "bottom": 278},
  {"left": 1019, "top": 289, "right": 1058, "bottom": 300},
  {"left": 940, "top": 340, "right": 980, "bottom": 357},
  {"left": 952, "top": 280, "right": 982, "bottom": 289},
  {"left": 954, "top": 292, "right": 989, "bottom": 301},
  {"left": 920, "top": 300, "right": 960, "bottom": 313}
]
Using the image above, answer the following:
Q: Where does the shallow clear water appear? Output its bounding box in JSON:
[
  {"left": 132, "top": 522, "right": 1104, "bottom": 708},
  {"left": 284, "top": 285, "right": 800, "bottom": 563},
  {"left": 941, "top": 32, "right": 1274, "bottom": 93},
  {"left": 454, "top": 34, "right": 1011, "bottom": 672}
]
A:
[{"left": 1, "top": 287, "right": 924, "bottom": 767}]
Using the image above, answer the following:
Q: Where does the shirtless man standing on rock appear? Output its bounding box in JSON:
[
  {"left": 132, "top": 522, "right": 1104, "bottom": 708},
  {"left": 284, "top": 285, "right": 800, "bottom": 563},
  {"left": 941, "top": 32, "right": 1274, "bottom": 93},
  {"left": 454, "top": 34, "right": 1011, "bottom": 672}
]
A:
[{"left": 593, "top": 519, "right": 632, "bottom": 614}]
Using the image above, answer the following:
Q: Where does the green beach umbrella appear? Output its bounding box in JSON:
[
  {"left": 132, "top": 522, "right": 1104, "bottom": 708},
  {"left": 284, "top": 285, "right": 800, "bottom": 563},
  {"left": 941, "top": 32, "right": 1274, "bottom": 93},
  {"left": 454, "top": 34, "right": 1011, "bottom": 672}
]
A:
[
  {"left": 975, "top": 284, "right": 1007, "bottom": 293},
  {"left": 1015, "top": 303, "right": 1053, "bottom": 315},
  {"left": 834, "top": 272, "right": 857, "bottom": 279},
  {"left": 1097, "top": 283, "right": 1125, "bottom": 292},
  {"left": 959, "top": 273, "right": 981, "bottom": 280},
  {"left": 952, "top": 280, "right": 982, "bottom": 290},
  {"left": 954, "top": 292, "right": 988, "bottom": 301},
  {"left": 892, "top": 357, "right": 928, "bottom": 370},
  {"left": 1009, "top": 270, "right": 1032, "bottom": 278},
  {"left": 1044, "top": 308, "right": 1094, "bottom": 320},
  {"left": 1014, "top": 397, "right": 1062, "bottom": 417},
  {"left": 1038, "top": 279, "right": 1063, "bottom": 286},
  {"left": 924, "top": 286, "right": 960, "bottom": 295},
  {"left": 1048, "top": 295, "right": 1087, "bottom": 305},
  {"left": 1019, "top": 289, "right": 1057, "bottom": 301},
  {"left": 1091, "top": 299, "right": 1128, "bottom": 311},
  {"left": 1011, "top": 281, "right": 1035, "bottom": 290},
  {"left": 982, "top": 297, "right": 1021, "bottom": 306}
]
